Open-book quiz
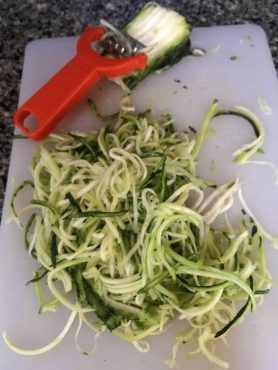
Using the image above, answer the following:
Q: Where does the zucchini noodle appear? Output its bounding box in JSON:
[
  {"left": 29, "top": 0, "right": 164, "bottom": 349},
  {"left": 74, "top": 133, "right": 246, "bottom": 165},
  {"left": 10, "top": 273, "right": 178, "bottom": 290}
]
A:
[
  {"left": 3, "top": 311, "right": 77, "bottom": 356},
  {"left": 6, "top": 98, "right": 275, "bottom": 368}
]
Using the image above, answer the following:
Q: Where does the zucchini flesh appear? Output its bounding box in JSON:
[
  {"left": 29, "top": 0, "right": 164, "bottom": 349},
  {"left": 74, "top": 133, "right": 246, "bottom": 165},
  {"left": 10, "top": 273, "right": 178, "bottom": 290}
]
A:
[{"left": 121, "top": 3, "right": 191, "bottom": 89}]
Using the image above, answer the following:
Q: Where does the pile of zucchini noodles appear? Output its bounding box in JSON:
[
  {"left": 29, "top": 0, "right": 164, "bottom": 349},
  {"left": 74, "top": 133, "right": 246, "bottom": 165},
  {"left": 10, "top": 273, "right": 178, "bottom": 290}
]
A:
[{"left": 5, "top": 96, "right": 275, "bottom": 368}]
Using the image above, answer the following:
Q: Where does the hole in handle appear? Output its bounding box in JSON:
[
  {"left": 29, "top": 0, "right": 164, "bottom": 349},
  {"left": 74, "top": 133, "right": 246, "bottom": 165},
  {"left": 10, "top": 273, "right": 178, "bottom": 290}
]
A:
[
  {"left": 15, "top": 110, "right": 39, "bottom": 133},
  {"left": 24, "top": 114, "right": 39, "bottom": 132}
]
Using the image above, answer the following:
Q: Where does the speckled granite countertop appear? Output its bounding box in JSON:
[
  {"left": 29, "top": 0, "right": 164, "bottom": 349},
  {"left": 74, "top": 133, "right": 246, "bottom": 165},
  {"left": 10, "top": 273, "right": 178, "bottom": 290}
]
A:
[{"left": 0, "top": 0, "right": 278, "bottom": 220}]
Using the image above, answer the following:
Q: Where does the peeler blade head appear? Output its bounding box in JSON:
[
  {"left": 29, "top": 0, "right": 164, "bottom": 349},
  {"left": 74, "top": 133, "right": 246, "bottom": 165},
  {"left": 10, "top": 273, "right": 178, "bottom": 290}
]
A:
[{"left": 98, "top": 19, "right": 146, "bottom": 57}]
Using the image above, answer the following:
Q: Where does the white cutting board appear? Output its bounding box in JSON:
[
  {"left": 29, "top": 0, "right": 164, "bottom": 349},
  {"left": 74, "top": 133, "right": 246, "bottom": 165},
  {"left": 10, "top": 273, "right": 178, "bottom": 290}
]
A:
[{"left": 1, "top": 24, "right": 278, "bottom": 370}]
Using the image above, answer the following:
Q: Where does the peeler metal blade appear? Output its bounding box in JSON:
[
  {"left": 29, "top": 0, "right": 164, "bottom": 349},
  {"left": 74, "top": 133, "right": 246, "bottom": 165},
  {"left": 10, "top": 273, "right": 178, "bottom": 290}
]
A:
[{"left": 98, "top": 19, "right": 146, "bottom": 57}]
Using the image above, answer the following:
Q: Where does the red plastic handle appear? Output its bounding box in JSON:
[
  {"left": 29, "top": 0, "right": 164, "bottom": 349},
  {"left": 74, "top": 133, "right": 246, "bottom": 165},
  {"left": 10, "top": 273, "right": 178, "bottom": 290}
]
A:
[{"left": 14, "top": 26, "right": 147, "bottom": 140}]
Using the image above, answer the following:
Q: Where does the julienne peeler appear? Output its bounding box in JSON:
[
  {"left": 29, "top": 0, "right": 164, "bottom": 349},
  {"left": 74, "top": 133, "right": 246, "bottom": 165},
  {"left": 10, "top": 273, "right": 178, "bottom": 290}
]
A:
[
  {"left": 13, "top": 24, "right": 148, "bottom": 141},
  {"left": 13, "top": 2, "right": 194, "bottom": 141}
]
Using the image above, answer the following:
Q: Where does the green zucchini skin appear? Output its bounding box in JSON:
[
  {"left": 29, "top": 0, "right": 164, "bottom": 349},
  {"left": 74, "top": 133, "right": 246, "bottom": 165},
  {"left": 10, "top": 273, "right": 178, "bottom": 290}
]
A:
[
  {"left": 123, "top": 39, "right": 191, "bottom": 89},
  {"left": 122, "top": 3, "right": 192, "bottom": 89}
]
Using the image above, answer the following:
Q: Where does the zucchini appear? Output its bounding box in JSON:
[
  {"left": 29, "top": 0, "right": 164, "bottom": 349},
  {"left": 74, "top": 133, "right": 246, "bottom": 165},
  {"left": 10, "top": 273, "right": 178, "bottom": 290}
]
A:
[{"left": 120, "top": 3, "right": 192, "bottom": 89}]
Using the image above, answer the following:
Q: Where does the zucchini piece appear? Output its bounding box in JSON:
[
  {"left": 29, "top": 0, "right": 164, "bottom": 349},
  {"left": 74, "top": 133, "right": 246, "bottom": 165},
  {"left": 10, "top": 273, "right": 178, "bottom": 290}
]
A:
[{"left": 121, "top": 3, "right": 192, "bottom": 89}]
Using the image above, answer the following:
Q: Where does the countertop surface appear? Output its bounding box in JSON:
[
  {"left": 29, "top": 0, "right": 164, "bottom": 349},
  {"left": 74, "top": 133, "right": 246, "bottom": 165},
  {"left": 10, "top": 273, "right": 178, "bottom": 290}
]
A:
[{"left": 1, "top": 0, "right": 278, "bottom": 220}]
